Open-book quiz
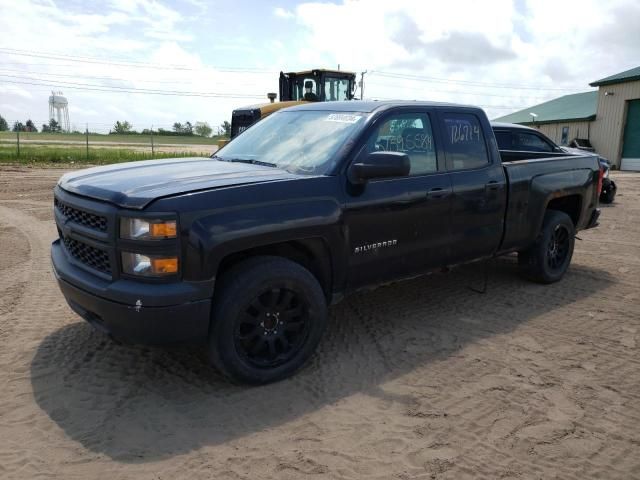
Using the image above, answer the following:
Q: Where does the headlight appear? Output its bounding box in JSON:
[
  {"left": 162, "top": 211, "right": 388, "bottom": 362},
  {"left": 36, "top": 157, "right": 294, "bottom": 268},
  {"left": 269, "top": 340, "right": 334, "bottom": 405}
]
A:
[
  {"left": 121, "top": 252, "right": 179, "bottom": 276},
  {"left": 120, "top": 217, "right": 177, "bottom": 240}
]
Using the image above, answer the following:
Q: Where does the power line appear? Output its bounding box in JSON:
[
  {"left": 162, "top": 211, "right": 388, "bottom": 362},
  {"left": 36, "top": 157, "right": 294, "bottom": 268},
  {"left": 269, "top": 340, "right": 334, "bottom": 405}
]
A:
[
  {"left": 0, "top": 67, "right": 271, "bottom": 88},
  {"left": 0, "top": 48, "right": 587, "bottom": 93},
  {"left": 0, "top": 48, "right": 277, "bottom": 73},
  {"left": 0, "top": 75, "right": 266, "bottom": 99},
  {"left": 372, "top": 71, "right": 585, "bottom": 92},
  {"left": 366, "top": 80, "right": 554, "bottom": 101},
  {"left": 1, "top": 77, "right": 527, "bottom": 111},
  {"left": 366, "top": 96, "right": 520, "bottom": 109}
]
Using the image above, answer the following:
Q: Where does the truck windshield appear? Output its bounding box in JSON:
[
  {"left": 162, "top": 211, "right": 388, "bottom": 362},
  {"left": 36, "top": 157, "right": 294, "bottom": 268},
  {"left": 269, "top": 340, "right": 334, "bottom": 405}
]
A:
[{"left": 216, "top": 110, "right": 366, "bottom": 175}]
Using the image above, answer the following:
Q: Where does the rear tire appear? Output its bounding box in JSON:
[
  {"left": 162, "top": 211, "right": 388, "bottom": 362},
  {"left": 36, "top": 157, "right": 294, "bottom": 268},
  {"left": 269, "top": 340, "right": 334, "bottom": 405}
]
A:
[
  {"left": 600, "top": 180, "right": 616, "bottom": 204},
  {"left": 208, "top": 256, "right": 327, "bottom": 385},
  {"left": 518, "top": 210, "right": 575, "bottom": 284}
]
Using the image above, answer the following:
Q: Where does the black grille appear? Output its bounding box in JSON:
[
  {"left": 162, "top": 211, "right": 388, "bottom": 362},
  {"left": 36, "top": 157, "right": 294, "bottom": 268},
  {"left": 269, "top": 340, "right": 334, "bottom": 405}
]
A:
[
  {"left": 62, "top": 235, "right": 111, "bottom": 275},
  {"left": 55, "top": 198, "right": 107, "bottom": 232}
]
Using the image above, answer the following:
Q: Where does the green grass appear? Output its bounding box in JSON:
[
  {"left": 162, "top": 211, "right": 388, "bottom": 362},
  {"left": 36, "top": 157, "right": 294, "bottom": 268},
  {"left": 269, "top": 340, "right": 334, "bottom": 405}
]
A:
[
  {"left": 0, "top": 131, "right": 227, "bottom": 145},
  {"left": 0, "top": 146, "right": 208, "bottom": 166}
]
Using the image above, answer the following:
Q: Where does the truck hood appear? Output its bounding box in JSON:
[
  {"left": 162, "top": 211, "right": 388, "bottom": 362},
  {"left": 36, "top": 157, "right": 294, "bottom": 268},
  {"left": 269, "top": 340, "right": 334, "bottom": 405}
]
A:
[{"left": 58, "top": 157, "right": 306, "bottom": 209}]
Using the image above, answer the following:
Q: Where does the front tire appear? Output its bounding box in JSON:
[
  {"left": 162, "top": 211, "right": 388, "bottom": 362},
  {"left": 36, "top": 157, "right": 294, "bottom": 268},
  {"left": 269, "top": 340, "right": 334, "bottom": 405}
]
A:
[
  {"left": 518, "top": 210, "right": 575, "bottom": 284},
  {"left": 208, "top": 256, "right": 327, "bottom": 384}
]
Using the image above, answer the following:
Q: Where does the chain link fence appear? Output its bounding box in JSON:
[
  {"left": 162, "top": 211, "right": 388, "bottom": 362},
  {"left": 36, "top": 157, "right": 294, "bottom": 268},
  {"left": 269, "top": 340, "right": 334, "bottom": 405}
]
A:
[{"left": 0, "top": 122, "right": 225, "bottom": 164}]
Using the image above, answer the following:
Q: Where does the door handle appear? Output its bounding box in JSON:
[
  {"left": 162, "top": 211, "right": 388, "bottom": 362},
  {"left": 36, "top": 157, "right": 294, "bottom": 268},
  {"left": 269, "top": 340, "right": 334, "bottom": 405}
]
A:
[
  {"left": 427, "top": 187, "right": 451, "bottom": 199},
  {"left": 485, "top": 181, "right": 500, "bottom": 193}
]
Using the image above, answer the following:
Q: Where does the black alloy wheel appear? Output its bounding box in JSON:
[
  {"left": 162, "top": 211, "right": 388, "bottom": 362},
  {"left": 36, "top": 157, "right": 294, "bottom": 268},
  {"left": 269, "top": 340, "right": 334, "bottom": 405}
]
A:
[
  {"left": 546, "top": 224, "right": 571, "bottom": 271},
  {"left": 518, "top": 209, "right": 575, "bottom": 284},
  {"left": 208, "top": 256, "right": 327, "bottom": 384},
  {"left": 234, "top": 287, "right": 310, "bottom": 368}
]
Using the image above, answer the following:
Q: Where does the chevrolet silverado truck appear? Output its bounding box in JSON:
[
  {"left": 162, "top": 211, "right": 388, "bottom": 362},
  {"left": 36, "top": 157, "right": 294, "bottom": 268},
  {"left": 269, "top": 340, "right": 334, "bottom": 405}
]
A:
[{"left": 51, "top": 101, "right": 603, "bottom": 384}]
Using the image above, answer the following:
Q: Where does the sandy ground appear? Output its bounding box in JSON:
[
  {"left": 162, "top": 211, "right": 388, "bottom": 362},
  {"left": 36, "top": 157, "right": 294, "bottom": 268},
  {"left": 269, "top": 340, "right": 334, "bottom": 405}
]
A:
[{"left": 0, "top": 166, "right": 639, "bottom": 479}]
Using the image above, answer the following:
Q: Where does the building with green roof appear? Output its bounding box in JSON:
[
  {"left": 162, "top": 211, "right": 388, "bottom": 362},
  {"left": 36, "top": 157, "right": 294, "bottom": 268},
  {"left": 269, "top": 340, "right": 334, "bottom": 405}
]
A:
[
  {"left": 494, "top": 66, "right": 640, "bottom": 170},
  {"left": 590, "top": 66, "right": 640, "bottom": 88},
  {"left": 494, "top": 91, "right": 597, "bottom": 125}
]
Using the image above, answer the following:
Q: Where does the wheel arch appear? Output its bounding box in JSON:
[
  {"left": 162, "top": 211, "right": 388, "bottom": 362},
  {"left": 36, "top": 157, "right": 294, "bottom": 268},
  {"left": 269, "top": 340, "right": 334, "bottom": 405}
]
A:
[
  {"left": 215, "top": 238, "right": 334, "bottom": 302},
  {"left": 545, "top": 194, "right": 582, "bottom": 226}
]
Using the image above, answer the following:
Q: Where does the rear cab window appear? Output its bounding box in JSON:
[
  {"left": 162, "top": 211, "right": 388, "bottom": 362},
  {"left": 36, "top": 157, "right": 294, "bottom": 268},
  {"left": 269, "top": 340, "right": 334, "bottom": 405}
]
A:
[
  {"left": 494, "top": 130, "right": 512, "bottom": 150},
  {"left": 441, "top": 113, "right": 489, "bottom": 170},
  {"left": 512, "top": 132, "right": 553, "bottom": 152}
]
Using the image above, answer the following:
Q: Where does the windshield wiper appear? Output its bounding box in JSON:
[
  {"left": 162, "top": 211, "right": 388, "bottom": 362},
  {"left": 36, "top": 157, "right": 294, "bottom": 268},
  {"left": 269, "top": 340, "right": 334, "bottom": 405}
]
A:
[{"left": 217, "top": 157, "right": 278, "bottom": 168}]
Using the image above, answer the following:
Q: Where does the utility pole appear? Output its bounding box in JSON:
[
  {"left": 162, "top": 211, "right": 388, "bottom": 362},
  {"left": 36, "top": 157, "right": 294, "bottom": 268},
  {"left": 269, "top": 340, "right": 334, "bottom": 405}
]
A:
[
  {"left": 85, "top": 123, "right": 89, "bottom": 161},
  {"left": 16, "top": 130, "right": 20, "bottom": 158},
  {"left": 360, "top": 70, "right": 367, "bottom": 100},
  {"left": 151, "top": 125, "right": 154, "bottom": 156}
]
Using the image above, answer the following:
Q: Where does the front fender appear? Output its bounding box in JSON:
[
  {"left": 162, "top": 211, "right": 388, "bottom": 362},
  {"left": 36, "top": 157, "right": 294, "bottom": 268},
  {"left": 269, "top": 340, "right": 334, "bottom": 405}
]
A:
[{"left": 184, "top": 198, "right": 345, "bottom": 282}]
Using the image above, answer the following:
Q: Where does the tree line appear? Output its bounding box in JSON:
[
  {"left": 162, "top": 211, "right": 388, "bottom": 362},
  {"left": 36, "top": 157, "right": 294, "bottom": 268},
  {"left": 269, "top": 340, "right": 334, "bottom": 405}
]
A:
[
  {"left": 0, "top": 115, "right": 55, "bottom": 133},
  {"left": 0, "top": 116, "right": 85, "bottom": 133},
  {"left": 110, "top": 120, "right": 231, "bottom": 137}
]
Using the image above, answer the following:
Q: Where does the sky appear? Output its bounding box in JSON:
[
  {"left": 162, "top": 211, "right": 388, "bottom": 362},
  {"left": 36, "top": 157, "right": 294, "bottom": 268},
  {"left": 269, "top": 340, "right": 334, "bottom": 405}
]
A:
[{"left": 0, "top": 0, "right": 639, "bottom": 134}]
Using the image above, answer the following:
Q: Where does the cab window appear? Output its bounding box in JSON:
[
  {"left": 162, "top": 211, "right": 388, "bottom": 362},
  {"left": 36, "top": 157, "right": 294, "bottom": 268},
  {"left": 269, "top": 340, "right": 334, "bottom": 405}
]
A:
[
  {"left": 494, "top": 130, "right": 512, "bottom": 150},
  {"left": 324, "top": 77, "right": 350, "bottom": 101},
  {"left": 441, "top": 113, "right": 489, "bottom": 170},
  {"left": 292, "top": 77, "right": 318, "bottom": 101},
  {"left": 512, "top": 132, "right": 553, "bottom": 152},
  {"left": 364, "top": 112, "right": 437, "bottom": 176}
]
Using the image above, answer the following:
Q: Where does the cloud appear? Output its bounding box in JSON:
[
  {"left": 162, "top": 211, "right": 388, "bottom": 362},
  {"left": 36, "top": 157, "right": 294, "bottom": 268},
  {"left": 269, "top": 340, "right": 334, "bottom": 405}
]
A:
[
  {"left": 390, "top": 13, "right": 425, "bottom": 51},
  {"left": 274, "top": 7, "right": 294, "bottom": 19},
  {"left": 542, "top": 58, "right": 573, "bottom": 83},
  {"left": 588, "top": 4, "right": 640, "bottom": 59},
  {"left": 390, "top": 14, "right": 516, "bottom": 68},
  {"left": 290, "top": 0, "right": 640, "bottom": 118},
  {"left": 424, "top": 32, "right": 516, "bottom": 65},
  {"left": 0, "top": 84, "right": 33, "bottom": 100}
]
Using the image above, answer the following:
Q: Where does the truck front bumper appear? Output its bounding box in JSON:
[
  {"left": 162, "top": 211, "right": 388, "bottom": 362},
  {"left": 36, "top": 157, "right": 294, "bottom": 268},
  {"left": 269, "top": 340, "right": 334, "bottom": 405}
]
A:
[{"left": 51, "top": 239, "right": 212, "bottom": 344}]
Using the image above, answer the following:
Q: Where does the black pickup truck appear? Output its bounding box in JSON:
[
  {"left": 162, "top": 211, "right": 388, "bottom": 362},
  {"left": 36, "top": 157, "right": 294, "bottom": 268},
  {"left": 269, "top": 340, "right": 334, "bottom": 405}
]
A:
[{"left": 51, "top": 101, "right": 603, "bottom": 384}]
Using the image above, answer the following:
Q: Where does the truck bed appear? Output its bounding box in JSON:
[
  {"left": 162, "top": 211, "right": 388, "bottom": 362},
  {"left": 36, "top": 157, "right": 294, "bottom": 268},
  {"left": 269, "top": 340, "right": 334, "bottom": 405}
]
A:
[{"left": 499, "top": 153, "right": 601, "bottom": 253}]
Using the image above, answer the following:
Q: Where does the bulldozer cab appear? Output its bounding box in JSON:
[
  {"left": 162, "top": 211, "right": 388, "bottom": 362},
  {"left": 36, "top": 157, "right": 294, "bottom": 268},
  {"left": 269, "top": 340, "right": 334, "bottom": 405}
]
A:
[{"left": 279, "top": 69, "right": 356, "bottom": 102}]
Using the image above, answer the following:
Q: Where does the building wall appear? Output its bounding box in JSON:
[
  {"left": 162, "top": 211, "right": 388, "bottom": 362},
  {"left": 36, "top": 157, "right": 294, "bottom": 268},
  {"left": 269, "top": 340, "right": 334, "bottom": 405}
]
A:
[
  {"left": 590, "top": 79, "right": 640, "bottom": 167},
  {"left": 536, "top": 121, "right": 593, "bottom": 146}
]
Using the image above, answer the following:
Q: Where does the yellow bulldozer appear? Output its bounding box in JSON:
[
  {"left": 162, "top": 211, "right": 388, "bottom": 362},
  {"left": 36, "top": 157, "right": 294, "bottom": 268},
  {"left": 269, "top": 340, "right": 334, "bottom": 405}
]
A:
[{"left": 220, "top": 68, "right": 357, "bottom": 146}]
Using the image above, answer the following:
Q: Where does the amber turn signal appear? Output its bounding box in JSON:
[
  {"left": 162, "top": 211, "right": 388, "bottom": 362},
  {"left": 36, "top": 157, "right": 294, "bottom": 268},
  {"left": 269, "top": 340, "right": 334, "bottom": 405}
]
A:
[
  {"left": 150, "top": 222, "right": 177, "bottom": 238},
  {"left": 121, "top": 252, "right": 179, "bottom": 277},
  {"left": 151, "top": 257, "right": 178, "bottom": 274},
  {"left": 120, "top": 218, "right": 177, "bottom": 240}
]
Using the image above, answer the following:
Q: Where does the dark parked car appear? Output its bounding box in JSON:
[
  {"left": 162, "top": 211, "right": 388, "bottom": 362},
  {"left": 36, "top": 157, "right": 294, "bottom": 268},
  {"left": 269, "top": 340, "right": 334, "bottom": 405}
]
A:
[
  {"left": 52, "top": 102, "right": 602, "bottom": 384},
  {"left": 491, "top": 122, "right": 616, "bottom": 204}
]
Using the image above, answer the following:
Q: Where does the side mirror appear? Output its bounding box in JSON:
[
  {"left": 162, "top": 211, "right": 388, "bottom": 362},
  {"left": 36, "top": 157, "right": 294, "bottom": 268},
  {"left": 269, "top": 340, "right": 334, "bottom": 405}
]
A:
[{"left": 349, "top": 151, "right": 410, "bottom": 183}]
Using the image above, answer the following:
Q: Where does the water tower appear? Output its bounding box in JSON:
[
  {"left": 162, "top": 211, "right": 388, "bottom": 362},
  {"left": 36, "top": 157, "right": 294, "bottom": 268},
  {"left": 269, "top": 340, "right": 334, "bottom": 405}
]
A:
[{"left": 48, "top": 91, "right": 70, "bottom": 132}]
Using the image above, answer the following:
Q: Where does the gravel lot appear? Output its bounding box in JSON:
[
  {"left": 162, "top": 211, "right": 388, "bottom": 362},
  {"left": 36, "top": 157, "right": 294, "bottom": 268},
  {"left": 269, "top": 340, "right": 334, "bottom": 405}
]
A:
[{"left": 0, "top": 166, "right": 639, "bottom": 479}]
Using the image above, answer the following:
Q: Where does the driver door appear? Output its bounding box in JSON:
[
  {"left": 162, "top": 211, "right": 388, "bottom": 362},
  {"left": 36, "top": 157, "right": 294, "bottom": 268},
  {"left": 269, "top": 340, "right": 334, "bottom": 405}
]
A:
[{"left": 343, "top": 109, "right": 453, "bottom": 290}]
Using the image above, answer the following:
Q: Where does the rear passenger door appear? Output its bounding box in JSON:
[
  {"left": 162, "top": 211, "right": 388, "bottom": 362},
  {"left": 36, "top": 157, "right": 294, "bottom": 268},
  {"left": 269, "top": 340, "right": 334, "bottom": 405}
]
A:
[
  {"left": 344, "top": 109, "right": 453, "bottom": 290},
  {"left": 438, "top": 111, "right": 507, "bottom": 263}
]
